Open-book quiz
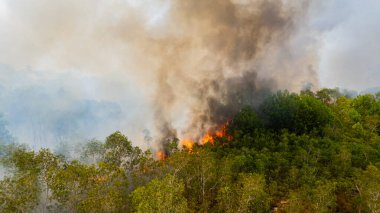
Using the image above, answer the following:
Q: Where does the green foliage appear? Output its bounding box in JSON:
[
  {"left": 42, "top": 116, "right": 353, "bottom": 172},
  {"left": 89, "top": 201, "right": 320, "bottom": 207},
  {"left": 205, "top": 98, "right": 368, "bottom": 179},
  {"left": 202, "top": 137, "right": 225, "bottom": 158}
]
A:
[
  {"left": 217, "top": 173, "right": 270, "bottom": 212},
  {"left": 355, "top": 165, "right": 380, "bottom": 213},
  {"left": 0, "top": 146, "right": 45, "bottom": 212},
  {"left": 130, "top": 174, "right": 187, "bottom": 213},
  {"left": 47, "top": 160, "right": 129, "bottom": 212},
  {"left": 104, "top": 131, "right": 134, "bottom": 166},
  {"left": 78, "top": 162, "right": 128, "bottom": 212},
  {"left": 315, "top": 88, "right": 341, "bottom": 104},
  {"left": 47, "top": 160, "right": 96, "bottom": 211},
  {"left": 0, "top": 174, "right": 40, "bottom": 212},
  {"left": 285, "top": 180, "right": 336, "bottom": 212},
  {"left": 228, "top": 106, "right": 262, "bottom": 135},
  {"left": 104, "top": 131, "right": 143, "bottom": 171},
  {"left": 352, "top": 94, "right": 377, "bottom": 116},
  {"left": 1, "top": 88, "right": 380, "bottom": 212},
  {"left": 165, "top": 148, "right": 218, "bottom": 211},
  {"left": 80, "top": 139, "right": 105, "bottom": 164},
  {"left": 261, "top": 91, "right": 333, "bottom": 134}
]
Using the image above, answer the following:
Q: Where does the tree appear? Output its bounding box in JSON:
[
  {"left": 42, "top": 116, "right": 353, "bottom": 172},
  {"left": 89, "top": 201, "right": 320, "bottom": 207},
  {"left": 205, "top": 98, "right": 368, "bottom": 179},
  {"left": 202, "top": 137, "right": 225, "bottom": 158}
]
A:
[
  {"left": 0, "top": 174, "right": 40, "bottom": 212},
  {"left": 47, "top": 160, "right": 95, "bottom": 212},
  {"left": 351, "top": 94, "right": 377, "bottom": 115},
  {"left": 228, "top": 106, "right": 262, "bottom": 136},
  {"left": 260, "top": 91, "right": 333, "bottom": 134},
  {"left": 79, "top": 162, "right": 128, "bottom": 212},
  {"left": 47, "top": 159, "right": 129, "bottom": 212},
  {"left": 217, "top": 173, "right": 270, "bottom": 213},
  {"left": 165, "top": 147, "right": 218, "bottom": 211},
  {"left": 356, "top": 165, "right": 380, "bottom": 213},
  {"left": 0, "top": 146, "right": 41, "bottom": 212},
  {"left": 316, "top": 88, "right": 340, "bottom": 104},
  {"left": 104, "top": 131, "right": 143, "bottom": 171},
  {"left": 80, "top": 139, "right": 105, "bottom": 164},
  {"left": 285, "top": 181, "right": 336, "bottom": 212},
  {"left": 35, "top": 148, "right": 62, "bottom": 212},
  {"left": 130, "top": 174, "right": 187, "bottom": 213}
]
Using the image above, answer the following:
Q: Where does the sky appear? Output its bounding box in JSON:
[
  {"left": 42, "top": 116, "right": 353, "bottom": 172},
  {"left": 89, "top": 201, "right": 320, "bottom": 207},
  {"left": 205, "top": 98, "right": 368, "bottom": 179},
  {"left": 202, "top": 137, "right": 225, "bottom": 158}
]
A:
[
  {"left": 0, "top": 0, "right": 379, "bottom": 149},
  {"left": 316, "top": 0, "right": 380, "bottom": 90}
]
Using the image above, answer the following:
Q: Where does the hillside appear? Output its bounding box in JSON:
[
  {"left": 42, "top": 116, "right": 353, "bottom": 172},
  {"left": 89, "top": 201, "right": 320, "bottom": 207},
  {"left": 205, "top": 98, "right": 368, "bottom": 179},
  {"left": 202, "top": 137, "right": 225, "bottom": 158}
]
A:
[{"left": 1, "top": 88, "right": 380, "bottom": 212}]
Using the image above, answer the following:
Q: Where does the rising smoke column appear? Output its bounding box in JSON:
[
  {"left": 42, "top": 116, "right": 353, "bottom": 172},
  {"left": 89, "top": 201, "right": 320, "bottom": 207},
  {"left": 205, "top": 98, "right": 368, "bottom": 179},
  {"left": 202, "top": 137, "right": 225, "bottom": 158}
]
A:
[
  {"left": 0, "top": 0, "right": 320, "bottom": 150},
  {"left": 145, "top": 0, "right": 319, "bottom": 150}
]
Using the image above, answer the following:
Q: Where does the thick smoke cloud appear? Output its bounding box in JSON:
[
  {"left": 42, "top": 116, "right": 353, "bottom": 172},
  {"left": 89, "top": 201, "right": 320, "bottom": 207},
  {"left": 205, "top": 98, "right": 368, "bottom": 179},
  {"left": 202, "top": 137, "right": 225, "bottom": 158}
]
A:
[
  {"left": 0, "top": 0, "right": 334, "bottom": 149},
  {"left": 146, "top": 0, "right": 319, "bottom": 146}
]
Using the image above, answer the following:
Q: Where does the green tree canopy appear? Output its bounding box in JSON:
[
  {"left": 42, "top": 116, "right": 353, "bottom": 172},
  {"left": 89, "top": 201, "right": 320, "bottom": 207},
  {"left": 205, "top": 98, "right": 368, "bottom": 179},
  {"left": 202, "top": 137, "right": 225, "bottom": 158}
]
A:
[
  {"left": 130, "top": 174, "right": 187, "bottom": 213},
  {"left": 260, "top": 91, "right": 333, "bottom": 134}
]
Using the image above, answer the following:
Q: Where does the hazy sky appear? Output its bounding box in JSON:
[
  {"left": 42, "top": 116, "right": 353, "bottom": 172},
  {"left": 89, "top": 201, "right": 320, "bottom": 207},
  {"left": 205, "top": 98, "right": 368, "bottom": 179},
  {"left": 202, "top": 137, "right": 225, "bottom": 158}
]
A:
[
  {"left": 0, "top": 0, "right": 379, "bottom": 148},
  {"left": 316, "top": 0, "right": 380, "bottom": 90}
]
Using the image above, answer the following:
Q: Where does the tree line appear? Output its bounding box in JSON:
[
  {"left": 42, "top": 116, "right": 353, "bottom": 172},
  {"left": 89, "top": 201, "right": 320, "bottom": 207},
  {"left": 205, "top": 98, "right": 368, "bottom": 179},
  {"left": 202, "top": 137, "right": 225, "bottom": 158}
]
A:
[{"left": 0, "top": 88, "right": 380, "bottom": 212}]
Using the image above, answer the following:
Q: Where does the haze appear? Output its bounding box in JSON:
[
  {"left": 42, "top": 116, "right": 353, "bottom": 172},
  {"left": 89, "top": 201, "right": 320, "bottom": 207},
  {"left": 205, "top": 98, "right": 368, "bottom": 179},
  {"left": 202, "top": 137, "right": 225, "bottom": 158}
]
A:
[{"left": 0, "top": 0, "right": 378, "bottom": 149}]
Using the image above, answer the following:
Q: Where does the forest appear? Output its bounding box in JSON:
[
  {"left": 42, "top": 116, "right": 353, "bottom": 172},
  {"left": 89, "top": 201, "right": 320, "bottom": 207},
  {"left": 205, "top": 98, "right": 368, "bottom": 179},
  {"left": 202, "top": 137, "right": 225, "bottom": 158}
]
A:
[{"left": 0, "top": 88, "right": 379, "bottom": 212}]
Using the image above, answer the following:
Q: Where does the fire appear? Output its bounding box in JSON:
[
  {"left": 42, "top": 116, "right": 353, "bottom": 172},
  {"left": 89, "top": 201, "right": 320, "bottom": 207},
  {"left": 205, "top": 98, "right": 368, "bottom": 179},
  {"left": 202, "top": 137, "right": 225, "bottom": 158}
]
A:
[
  {"left": 201, "top": 122, "right": 231, "bottom": 145},
  {"left": 157, "top": 122, "right": 232, "bottom": 159},
  {"left": 156, "top": 150, "right": 166, "bottom": 160},
  {"left": 182, "top": 139, "right": 194, "bottom": 151},
  {"left": 202, "top": 131, "right": 215, "bottom": 144},
  {"left": 215, "top": 125, "right": 227, "bottom": 137}
]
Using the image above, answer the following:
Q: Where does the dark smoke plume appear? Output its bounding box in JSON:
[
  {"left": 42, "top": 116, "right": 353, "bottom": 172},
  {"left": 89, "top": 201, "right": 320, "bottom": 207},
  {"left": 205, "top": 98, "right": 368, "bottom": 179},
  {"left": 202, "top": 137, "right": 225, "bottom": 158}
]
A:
[{"left": 148, "top": 0, "right": 316, "bottom": 150}]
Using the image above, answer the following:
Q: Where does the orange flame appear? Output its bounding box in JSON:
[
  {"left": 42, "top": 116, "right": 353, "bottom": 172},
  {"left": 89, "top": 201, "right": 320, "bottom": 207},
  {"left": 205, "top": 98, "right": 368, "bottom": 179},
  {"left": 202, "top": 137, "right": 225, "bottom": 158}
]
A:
[
  {"left": 202, "top": 131, "right": 215, "bottom": 144},
  {"left": 182, "top": 139, "right": 194, "bottom": 151},
  {"left": 156, "top": 150, "right": 166, "bottom": 160},
  {"left": 179, "top": 122, "right": 232, "bottom": 153},
  {"left": 201, "top": 122, "right": 231, "bottom": 145}
]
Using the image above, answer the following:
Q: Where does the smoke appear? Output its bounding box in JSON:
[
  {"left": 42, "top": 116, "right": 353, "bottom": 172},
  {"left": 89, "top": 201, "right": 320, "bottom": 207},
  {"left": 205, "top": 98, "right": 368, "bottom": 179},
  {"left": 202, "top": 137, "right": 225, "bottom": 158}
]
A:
[
  {"left": 0, "top": 0, "right": 324, "bottom": 150},
  {"left": 144, "top": 0, "right": 320, "bottom": 146},
  {"left": 0, "top": 65, "right": 152, "bottom": 149}
]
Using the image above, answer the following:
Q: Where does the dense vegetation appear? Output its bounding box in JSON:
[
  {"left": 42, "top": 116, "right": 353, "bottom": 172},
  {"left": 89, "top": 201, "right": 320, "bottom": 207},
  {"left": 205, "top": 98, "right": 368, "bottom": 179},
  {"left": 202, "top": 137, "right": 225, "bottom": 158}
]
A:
[{"left": 1, "top": 89, "right": 380, "bottom": 212}]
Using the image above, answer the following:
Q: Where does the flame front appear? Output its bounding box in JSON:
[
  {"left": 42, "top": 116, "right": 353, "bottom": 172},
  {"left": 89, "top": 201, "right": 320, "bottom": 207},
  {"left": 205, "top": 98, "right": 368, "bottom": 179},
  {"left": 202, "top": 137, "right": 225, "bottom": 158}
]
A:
[
  {"left": 215, "top": 125, "right": 227, "bottom": 138},
  {"left": 202, "top": 131, "right": 215, "bottom": 144},
  {"left": 172, "top": 122, "right": 232, "bottom": 158},
  {"left": 201, "top": 122, "right": 231, "bottom": 145},
  {"left": 182, "top": 139, "right": 194, "bottom": 151},
  {"left": 156, "top": 150, "right": 166, "bottom": 160}
]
